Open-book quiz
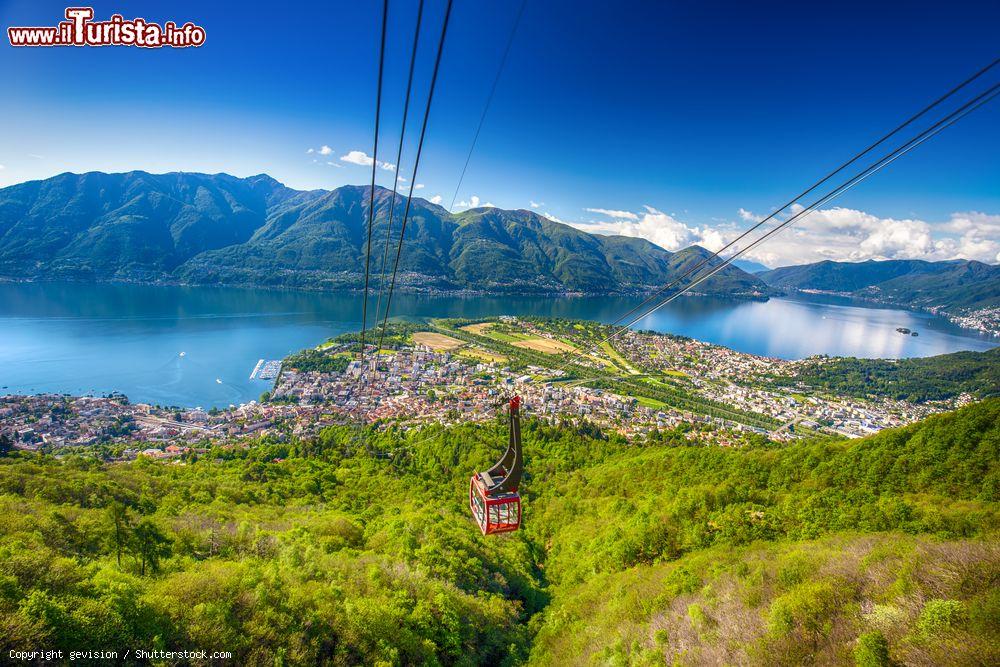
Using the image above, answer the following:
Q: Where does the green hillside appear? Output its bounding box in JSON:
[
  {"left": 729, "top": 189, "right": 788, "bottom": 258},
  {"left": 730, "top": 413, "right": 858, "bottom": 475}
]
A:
[
  {"left": 867, "top": 261, "right": 1000, "bottom": 311},
  {"left": 780, "top": 347, "right": 1000, "bottom": 402},
  {"left": 758, "top": 258, "right": 1000, "bottom": 313},
  {"left": 758, "top": 259, "right": 933, "bottom": 292},
  {"left": 0, "top": 400, "right": 997, "bottom": 664},
  {"left": 0, "top": 173, "right": 768, "bottom": 296},
  {"left": 0, "top": 171, "right": 314, "bottom": 280}
]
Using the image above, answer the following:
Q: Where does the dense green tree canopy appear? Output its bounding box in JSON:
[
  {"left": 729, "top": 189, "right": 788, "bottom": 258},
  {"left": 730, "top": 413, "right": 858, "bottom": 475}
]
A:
[{"left": 0, "top": 400, "right": 997, "bottom": 664}]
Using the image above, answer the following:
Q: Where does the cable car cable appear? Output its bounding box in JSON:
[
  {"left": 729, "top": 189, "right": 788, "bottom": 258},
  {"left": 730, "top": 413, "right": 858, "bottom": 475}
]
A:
[
  {"left": 398, "top": 82, "right": 999, "bottom": 459},
  {"left": 372, "top": 0, "right": 426, "bottom": 371},
  {"left": 358, "top": 0, "right": 390, "bottom": 381},
  {"left": 398, "top": 84, "right": 1000, "bottom": 460},
  {"left": 582, "top": 57, "right": 1000, "bottom": 343},
  {"left": 355, "top": 0, "right": 425, "bottom": 437},
  {"left": 362, "top": 0, "right": 523, "bottom": 443},
  {"left": 352, "top": 0, "right": 454, "bottom": 446},
  {"left": 553, "top": 81, "right": 1000, "bottom": 372},
  {"left": 448, "top": 0, "right": 528, "bottom": 213},
  {"left": 617, "top": 84, "right": 1000, "bottom": 331},
  {"left": 375, "top": 0, "right": 454, "bottom": 358}
]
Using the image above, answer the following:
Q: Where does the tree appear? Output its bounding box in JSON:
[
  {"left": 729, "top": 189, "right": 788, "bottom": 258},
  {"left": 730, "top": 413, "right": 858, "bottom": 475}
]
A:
[
  {"left": 0, "top": 432, "right": 14, "bottom": 456},
  {"left": 109, "top": 502, "right": 132, "bottom": 567},
  {"left": 130, "top": 519, "right": 172, "bottom": 575}
]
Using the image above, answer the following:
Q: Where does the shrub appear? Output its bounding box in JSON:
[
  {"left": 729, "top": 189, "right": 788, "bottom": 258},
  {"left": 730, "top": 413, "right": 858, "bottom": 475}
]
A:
[
  {"left": 768, "top": 581, "right": 838, "bottom": 638},
  {"left": 916, "top": 598, "right": 967, "bottom": 638},
  {"left": 853, "top": 631, "right": 890, "bottom": 667}
]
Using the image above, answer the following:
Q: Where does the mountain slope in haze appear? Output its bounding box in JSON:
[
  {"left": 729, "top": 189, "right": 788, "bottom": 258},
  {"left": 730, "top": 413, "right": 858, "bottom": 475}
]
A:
[
  {"left": 759, "top": 258, "right": 1000, "bottom": 313},
  {"left": 732, "top": 258, "right": 770, "bottom": 274},
  {"left": 0, "top": 172, "right": 769, "bottom": 296}
]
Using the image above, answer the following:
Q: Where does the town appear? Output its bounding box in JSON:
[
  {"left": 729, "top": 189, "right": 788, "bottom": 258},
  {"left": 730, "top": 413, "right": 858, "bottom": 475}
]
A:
[
  {"left": 2, "top": 316, "right": 964, "bottom": 459},
  {"left": 944, "top": 305, "right": 1000, "bottom": 337}
]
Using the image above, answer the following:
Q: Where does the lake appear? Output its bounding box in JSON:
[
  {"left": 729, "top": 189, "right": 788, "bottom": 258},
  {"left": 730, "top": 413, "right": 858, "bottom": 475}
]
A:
[{"left": 1, "top": 282, "right": 995, "bottom": 408}]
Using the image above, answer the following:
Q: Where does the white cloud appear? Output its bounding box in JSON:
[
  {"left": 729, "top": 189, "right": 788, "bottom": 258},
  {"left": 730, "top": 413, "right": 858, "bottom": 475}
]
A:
[
  {"left": 457, "top": 195, "right": 481, "bottom": 209},
  {"left": 430, "top": 195, "right": 443, "bottom": 205},
  {"left": 940, "top": 211, "right": 1000, "bottom": 264},
  {"left": 414, "top": 183, "right": 425, "bottom": 190},
  {"left": 306, "top": 148, "right": 314, "bottom": 154},
  {"left": 857, "top": 218, "right": 933, "bottom": 259},
  {"left": 339, "top": 150, "right": 396, "bottom": 171},
  {"left": 339, "top": 150, "right": 373, "bottom": 166},
  {"left": 326, "top": 161, "right": 343, "bottom": 168},
  {"left": 943, "top": 211, "right": 1000, "bottom": 236},
  {"left": 319, "top": 145, "right": 333, "bottom": 155},
  {"left": 543, "top": 212, "right": 566, "bottom": 224},
  {"left": 484, "top": 202, "right": 496, "bottom": 208},
  {"left": 571, "top": 205, "right": 727, "bottom": 253},
  {"left": 563, "top": 201, "right": 1000, "bottom": 266},
  {"left": 0, "top": 165, "right": 5, "bottom": 171},
  {"left": 737, "top": 206, "right": 1000, "bottom": 267},
  {"left": 585, "top": 207, "right": 639, "bottom": 221},
  {"left": 27, "top": 154, "right": 44, "bottom": 159},
  {"left": 530, "top": 200, "right": 542, "bottom": 208}
]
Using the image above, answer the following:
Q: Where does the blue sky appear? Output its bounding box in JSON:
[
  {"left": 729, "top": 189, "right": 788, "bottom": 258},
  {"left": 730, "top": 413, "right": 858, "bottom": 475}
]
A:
[{"left": 1, "top": 0, "right": 998, "bottom": 266}]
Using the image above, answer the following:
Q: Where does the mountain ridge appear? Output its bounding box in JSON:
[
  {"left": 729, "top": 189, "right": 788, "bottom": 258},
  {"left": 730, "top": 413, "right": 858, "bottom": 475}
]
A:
[
  {"left": 758, "top": 258, "right": 1000, "bottom": 314},
  {"left": 0, "top": 171, "right": 769, "bottom": 296}
]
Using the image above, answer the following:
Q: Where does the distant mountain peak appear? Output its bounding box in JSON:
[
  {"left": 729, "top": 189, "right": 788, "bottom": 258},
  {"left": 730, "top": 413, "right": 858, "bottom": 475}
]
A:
[{"left": 0, "top": 171, "right": 770, "bottom": 296}]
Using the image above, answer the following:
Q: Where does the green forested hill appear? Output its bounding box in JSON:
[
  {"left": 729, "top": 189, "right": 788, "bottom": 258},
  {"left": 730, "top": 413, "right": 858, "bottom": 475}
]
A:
[
  {"left": 0, "top": 400, "right": 997, "bottom": 664},
  {"left": 0, "top": 172, "right": 768, "bottom": 295},
  {"left": 758, "top": 259, "right": 933, "bottom": 292},
  {"left": 0, "top": 171, "right": 318, "bottom": 280},
  {"left": 758, "top": 258, "right": 1000, "bottom": 312},
  {"left": 781, "top": 347, "right": 1000, "bottom": 402}
]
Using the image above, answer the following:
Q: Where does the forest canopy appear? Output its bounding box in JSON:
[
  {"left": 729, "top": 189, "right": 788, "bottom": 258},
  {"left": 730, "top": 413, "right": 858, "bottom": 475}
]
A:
[{"left": 0, "top": 399, "right": 997, "bottom": 664}]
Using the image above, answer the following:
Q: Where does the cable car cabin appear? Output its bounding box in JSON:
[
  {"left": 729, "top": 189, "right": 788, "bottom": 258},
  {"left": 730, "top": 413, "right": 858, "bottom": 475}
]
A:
[{"left": 469, "top": 396, "right": 524, "bottom": 535}]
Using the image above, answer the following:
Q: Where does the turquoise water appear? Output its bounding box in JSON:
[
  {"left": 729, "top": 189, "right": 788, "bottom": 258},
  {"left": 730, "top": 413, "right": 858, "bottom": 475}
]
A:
[{"left": 0, "top": 282, "right": 995, "bottom": 408}]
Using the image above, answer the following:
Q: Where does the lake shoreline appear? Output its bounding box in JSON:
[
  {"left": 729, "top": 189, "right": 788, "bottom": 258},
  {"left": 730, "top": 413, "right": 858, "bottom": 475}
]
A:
[
  {"left": 1, "top": 282, "right": 994, "bottom": 409},
  {"left": 0, "top": 275, "right": 772, "bottom": 302}
]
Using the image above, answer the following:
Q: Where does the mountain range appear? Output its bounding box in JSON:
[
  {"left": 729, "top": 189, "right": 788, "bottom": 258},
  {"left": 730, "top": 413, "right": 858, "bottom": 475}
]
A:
[
  {"left": 3, "top": 171, "right": 996, "bottom": 313},
  {"left": 758, "top": 258, "right": 1000, "bottom": 313},
  {"left": 0, "top": 171, "right": 767, "bottom": 296}
]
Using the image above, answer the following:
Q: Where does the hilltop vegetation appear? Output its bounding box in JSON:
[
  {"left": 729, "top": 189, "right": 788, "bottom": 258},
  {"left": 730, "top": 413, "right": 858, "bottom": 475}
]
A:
[
  {"left": 0, "top": 172, "right": 767, "bottom": 296},
  {"left": 781, "top": 347, "right": 1000, "bottom": 402},
  {"left": 758, "top": 258, "right": 1000, "bottom": 313},
  {"left": 0, "top": 398, "right": 998, "bottom": 664}
]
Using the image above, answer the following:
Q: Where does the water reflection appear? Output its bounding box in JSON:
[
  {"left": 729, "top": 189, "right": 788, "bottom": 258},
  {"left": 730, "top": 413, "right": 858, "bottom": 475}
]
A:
[{"left": 0, "top": 283, "right": 995, "bottom": 407}]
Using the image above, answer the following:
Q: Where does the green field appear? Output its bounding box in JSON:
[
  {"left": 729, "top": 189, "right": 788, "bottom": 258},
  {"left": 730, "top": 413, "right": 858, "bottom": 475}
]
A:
[
  {"left": 599, "top": 340, "right": 639, "bottom": 374},
  {"left": 634, "top": 395, "right": 668, "bottom": 409}
]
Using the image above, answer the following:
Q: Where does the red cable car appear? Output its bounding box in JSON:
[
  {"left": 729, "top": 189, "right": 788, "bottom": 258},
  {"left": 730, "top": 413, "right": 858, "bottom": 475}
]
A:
[{"left": 469, "top": 396, "right": 523, "bottom": 535}]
